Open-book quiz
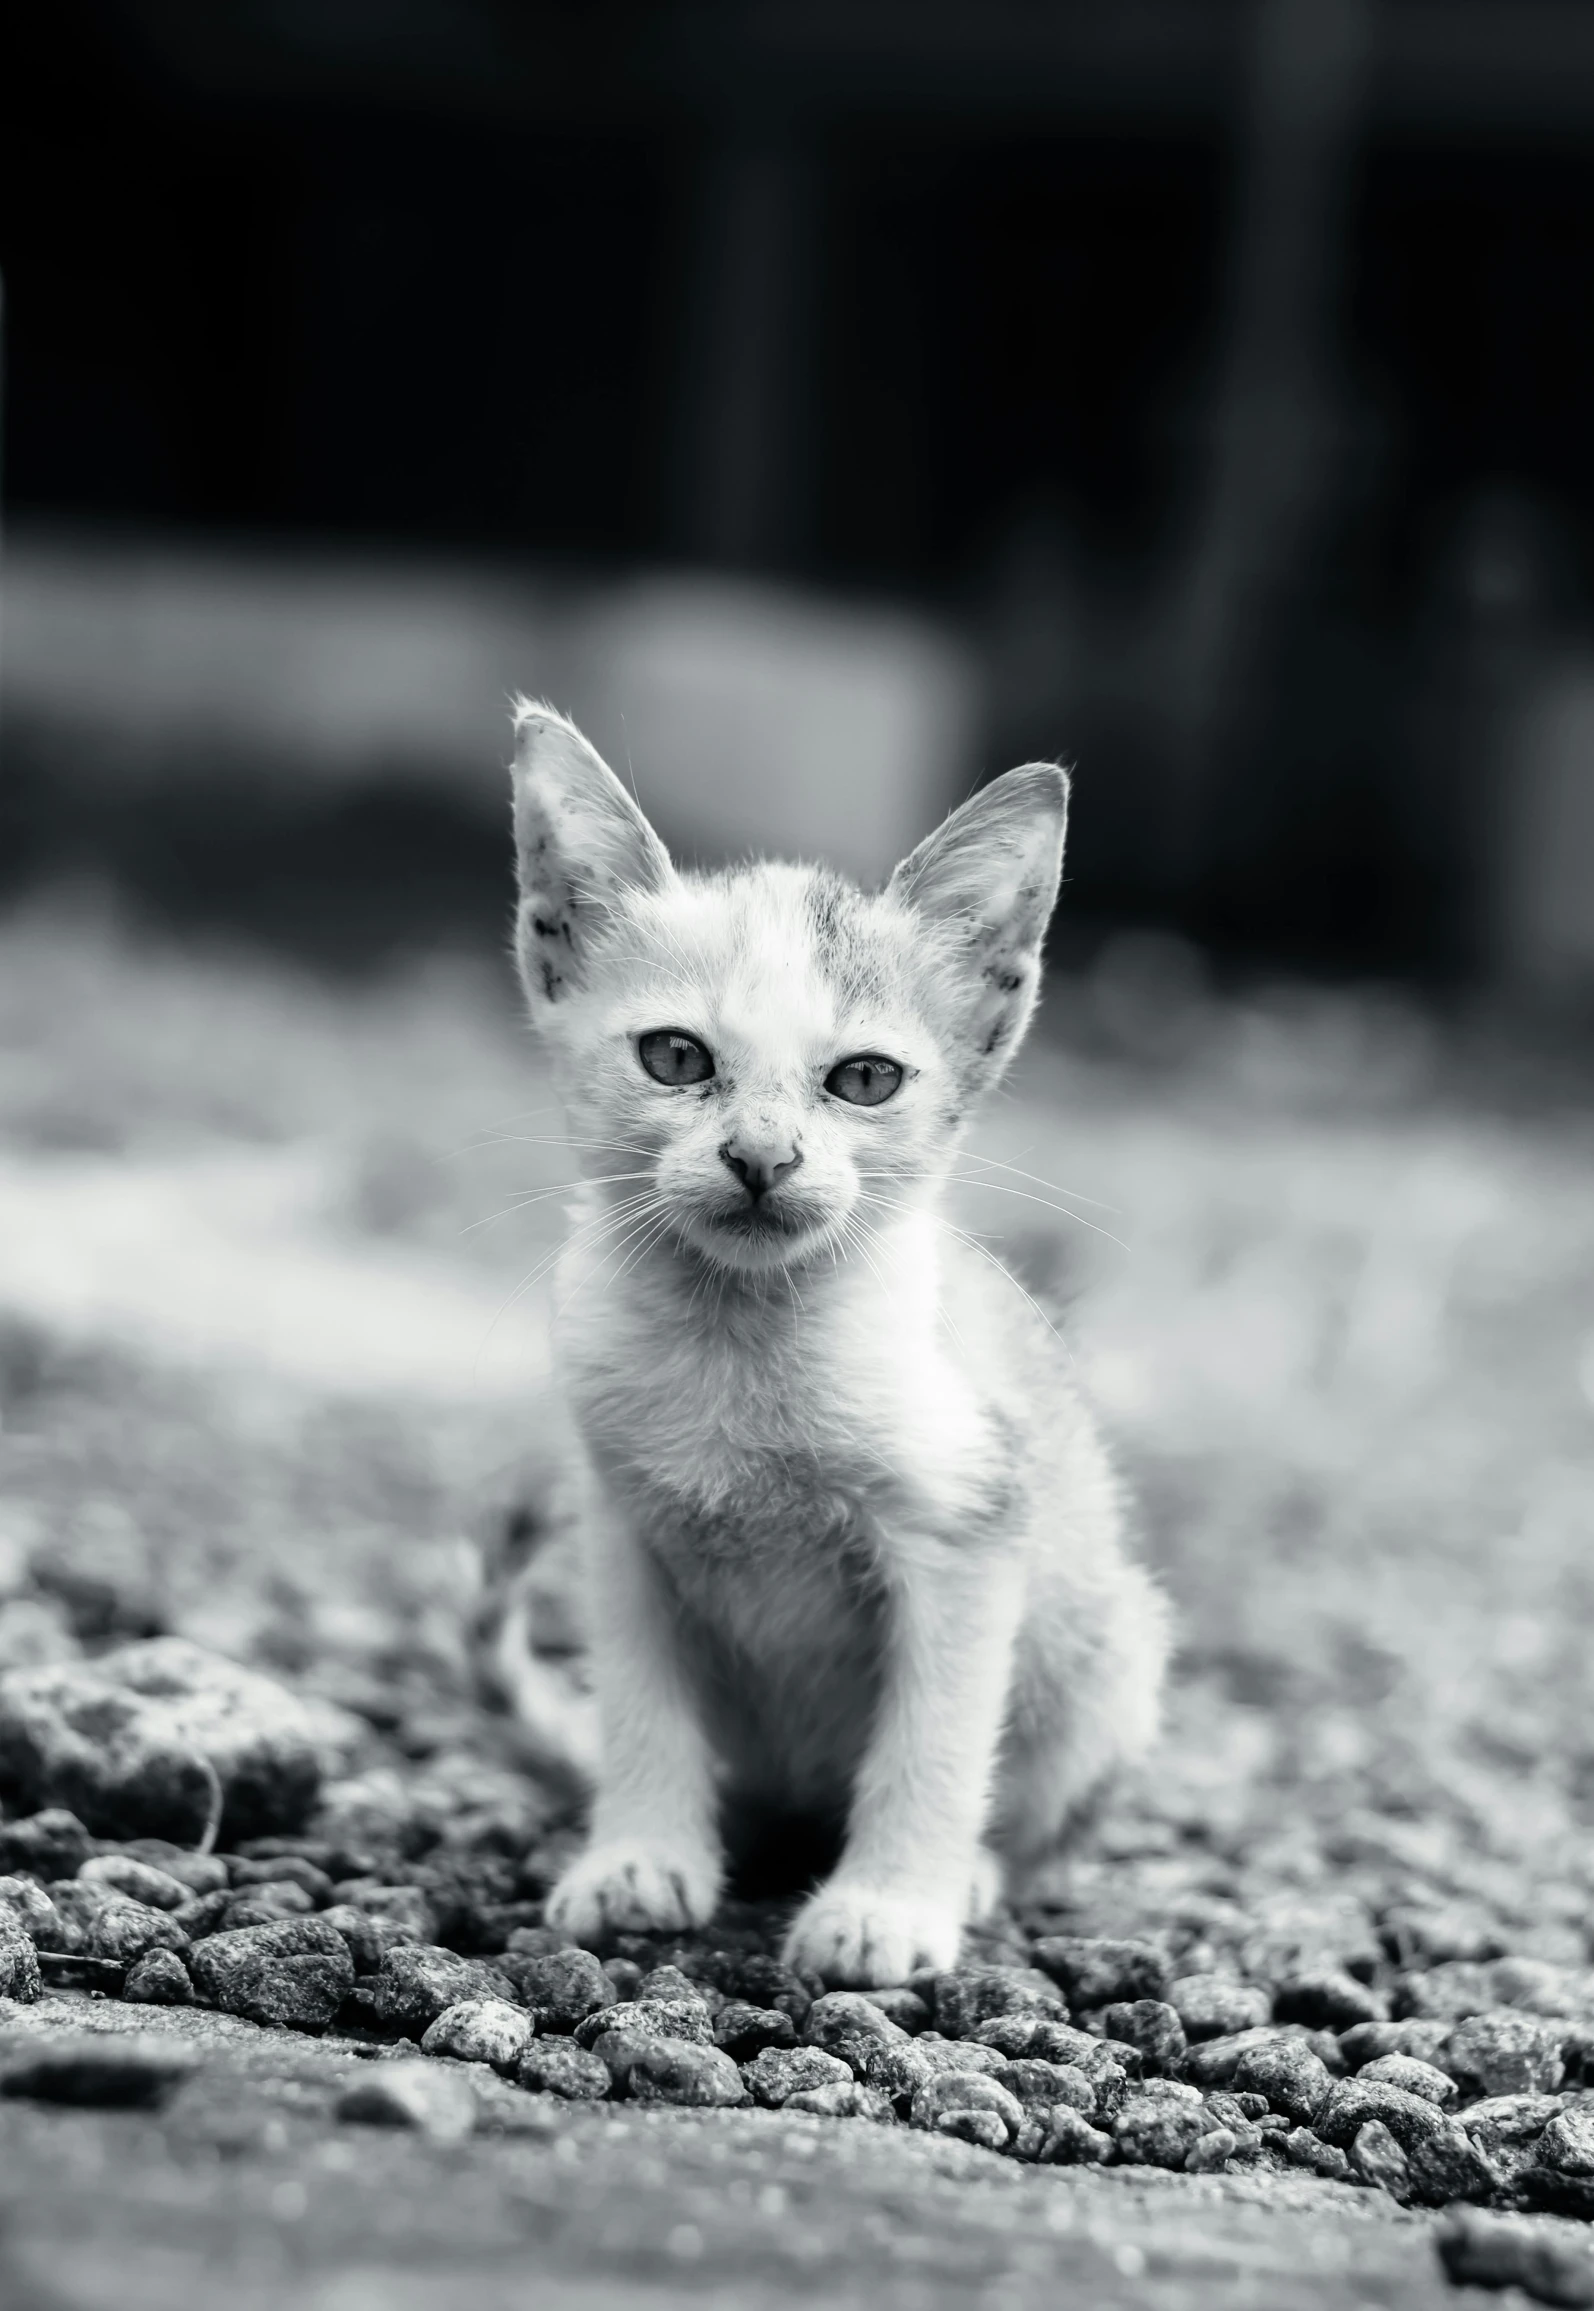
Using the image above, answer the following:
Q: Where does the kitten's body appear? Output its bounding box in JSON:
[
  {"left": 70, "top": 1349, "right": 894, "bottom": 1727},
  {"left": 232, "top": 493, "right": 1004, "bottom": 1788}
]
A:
[{"left": 506, "top": 707, "right": 1167, "bottom": 1983}]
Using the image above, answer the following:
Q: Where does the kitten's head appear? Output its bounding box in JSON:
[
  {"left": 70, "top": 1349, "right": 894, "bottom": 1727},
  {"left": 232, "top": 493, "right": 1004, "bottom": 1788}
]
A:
[{"left": 508, "top": 700, "right": 1067, "bottom": 1277}]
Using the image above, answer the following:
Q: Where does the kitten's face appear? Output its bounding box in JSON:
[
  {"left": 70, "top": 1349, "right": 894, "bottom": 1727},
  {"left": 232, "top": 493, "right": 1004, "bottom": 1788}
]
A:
[
  {"left": 508, "top": 704, "right": 1067, "bottom": 1281},
  {"left": 553, "top": 866, "right": 961, "bottom": 1275}
]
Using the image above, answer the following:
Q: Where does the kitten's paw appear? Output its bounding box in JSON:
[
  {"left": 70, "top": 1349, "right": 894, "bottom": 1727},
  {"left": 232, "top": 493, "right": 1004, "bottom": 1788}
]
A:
[
  {"left": 783, "top": 1882, "right": 963, "bottom": 1986},
  {"left": 965, "top": 1845, "right": 1005, "bottom": 1925},
  {"left": 546, "top": 1838, "right": 721, "bottom": 1946}
]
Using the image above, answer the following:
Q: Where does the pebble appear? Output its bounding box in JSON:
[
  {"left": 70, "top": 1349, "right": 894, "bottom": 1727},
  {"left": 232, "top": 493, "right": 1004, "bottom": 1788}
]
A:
[
  {"left": 123, "top": 1946, "right": 194, "bottom": 2004},
  {"left": 86, "top": 1900, "right": 191, "bottom": 1966},
  {"left": 803, "top": 1992, "right": 909, "bottom": 2052},
  {"left": 1437, "top": 2209, "right": 1594, "bottom": 2309},
  {"left": 0, "top": 2034, "right": 197, "bottom": 2107},
  {"left": 614, "top": 2036, "right": 745, "bottom": 2108},
  {"left": 933, "top": 2108, "right": 1009, "bottom": 2152},
  {"left": 1281, "top": 2128, "right": 1351, "bottom": 2180},
  {"left": 1167, "top": 1976, "right": 1271, "bottom": 2041},
  {"left": 785, "top": 2080, "right": 893, "bottom": 2121},
  {"left": 708, "top": 1953, "right": 811, "bottom": 2025},
  {"left": 908, "top": 2072, "right": 1025, "bottom": 2145},
  {"left": 991, "top": 2058, "right": 1096, "bottom": 2114},
  {"left": 367, "top": 1946, "right": 518, "bottom": 2039},
  {"left": 229, "top": 1856, "right": 335, "bottom": 1905},
  {"left": 928, "top": 1965, "right": 1066, "bottom": 2037},
  {"left": 0, "top": 1810, "right": 92, "bottom": 1881},
  {"left": 0, "top": 1875, "right": 66, "bottom": 1947},
  {"left": 1357, "top": 2053, "right": 1455, "bottom": 2105},
  {"left": 338, "top": 2061, "right": 478, "bottom": 2142},
  {"left": 1112, "top": 2080, "right": 1218, "bottom": 2170},
  {"left": 575, "top": 1998, "right": 712, "bottom": 2051},
  {"left": 1181, "top": 2026, "right": 1292, "bottom": 2089},
  {"left": 0, "top": 1920, "right": 43, "bottom": 2002},
  {"left": 741, "top": 2046, "right": 854, "bottom": 2108},
  {"left": 331, "top": 1883, "right": 438, "bottom": 1942},
  {"left": 1038, "top": 2107, "right": 1114, "bottom": 2165},
  {"left": 1314, "top": 2076, "right": 1448, "bottom": 2153},
  {"left": 420, "top": 1998, "right": 533, "bottom": 2073},
  {"left": 1101, "top": 1999, "right": 1186, "bottom": 2073},
  {"left": 1443, "top": 2011, "right": 1568, "bottom": 2098},
  {"left": 1537, "top": 2108, "right": 1594, "bottom": 2179},
  {"left": 1272, "top": 1968, "right": 1386, "bottom": 2031},
  {"left": 636, "top": 1964, "right": 710, "bottom": 2008},
  {"left": 1031, "top": 1936, "right": 1168, "bottom": 2009},
  {"left": 714, "top": 2001, "right": 797, "bottom": 2062},
  {"left": 1230, "top": 2037, "right": 1335, "bottom": 2125},
  {"left": 516, "top": 2040, "right": 612, "bottom": 2100},
  {"left": 320, "top": 1906, "right": 421, "bottom": 1974},
  {"left": 1349, "top": 2119, "right": 1410, "bottom": 2194},
  {"left": 1338, "top": 2019, "right": 1452, "bottom": 2071},
  {"left": 78, "top": 1854, "right": 193, "bottom": 1911},
  {"left": 506, "top": 1946, "right": 617, "bottom": 2033},
  {"left": 972, "top": 2014, "right": 1127, "bottom": 2078},
  {"left": 1404, "top": 2118, "right": 1504, "bottom": 2208},
  {"left": 119, "top": 1841, "right": 230, "bottom": 1896},
  {"left": 187, "top": 1917, "right": 355, "bottom": 2031},
  {"left": 1462, "top": 2094, "right": 1568, "bottom": 2150},
  {"left": 1185, "top": 2126, "right": 1241, "bottom": 2173},
  {"left": 856, "top": 1987, "right": 931, "bottom": 2034}
]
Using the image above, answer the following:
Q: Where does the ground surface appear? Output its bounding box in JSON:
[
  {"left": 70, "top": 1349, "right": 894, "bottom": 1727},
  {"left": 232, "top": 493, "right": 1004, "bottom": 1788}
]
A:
[{"left": 1, "top": 898, "right": 1592, "bottom": 2307}]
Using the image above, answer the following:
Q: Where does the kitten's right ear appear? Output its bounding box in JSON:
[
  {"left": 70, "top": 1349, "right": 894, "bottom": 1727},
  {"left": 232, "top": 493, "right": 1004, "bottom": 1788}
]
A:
[{"left": 509, "top": 700, "right": 673, "bottom": 1011}]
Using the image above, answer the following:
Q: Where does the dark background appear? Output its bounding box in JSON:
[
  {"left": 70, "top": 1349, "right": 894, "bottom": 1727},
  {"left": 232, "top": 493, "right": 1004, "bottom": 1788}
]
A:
[{"left": 7, "top": 0, "right": 1594, "bottom": 984}]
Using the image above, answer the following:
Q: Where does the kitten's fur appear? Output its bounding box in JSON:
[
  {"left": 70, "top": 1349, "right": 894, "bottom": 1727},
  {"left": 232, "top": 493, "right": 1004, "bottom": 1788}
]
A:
[{"left": 507, "top": 700, "right": 1168, "bottom": 1985}]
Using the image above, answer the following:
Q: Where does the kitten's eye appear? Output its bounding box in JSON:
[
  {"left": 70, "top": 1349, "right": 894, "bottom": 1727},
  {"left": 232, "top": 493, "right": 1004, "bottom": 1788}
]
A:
[
  {"left": 638, "top": 1029, "right": 715, "bottom": 1087},
  {"left": 824, "top": 1055, "right": 903, "bottom": 1108}
]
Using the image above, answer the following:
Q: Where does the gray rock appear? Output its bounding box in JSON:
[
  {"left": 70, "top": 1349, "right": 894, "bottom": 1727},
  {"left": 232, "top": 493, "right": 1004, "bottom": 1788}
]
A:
[
  {"left": 516, "top": 2039, "right": 612, "bottom": 2099},
  {"left": 506, "top": 1946, "right": 617, "bottom": 2033},
  {"left": 575, "top": 1997, "right": 711, "bottom": 2050},
  {"left": 1357, "top": 2053, "right": 1456, "bottom": 2105},
  {"left": 613, "top": 2036, "right": 745, "bottom": 2107},
  {"left": 78, "top": 1854, "right": 192, "bottom": 1911},
  {"left": 741, "top": 2045, "right": 854, "bottom": 2108},
  {"left": 1181, "top": 2026, "right": 1294, "bottom": 2089},
  {"left": 1350, "top": 2119, "right": 1410, "bottom": 2194},
  {"left": 223, "top": 1885, "right": 315, "bottom": 1927},
  {"left": 1338, "top": 2019, "right": 1453, "bottom": 2070},
  {"left": 1167, "top": 1976, "right": 1271, "bottom": 2041},
  {"left": 714, "top": 2001, "right": 796, "bottom": 2062},
  {"left": 1185, "top": 2127, "right": 1241, "bottom": 2173},
  {"left": 36, "top": 1952, "right": 123, "bottom": 1992},
  {"left": 933, "top": 2108, "right": 1009, "bottom": 2152},
  {"left": 1112, "top": 2080, "right": 1218, "bottom": 2169},
  {"left": 710, "top": 1953, "right": 811, "bottom": 2025},
  {"left": 1031, "top": 1936, "right": 1168, "bottom": 2010},
  {"left": 1463, "top": 2094, "right": 1568, "bottom": 2150},
  {"left": 368, "top": 1946, "right": 518, "bottom": 2038},
  {"left": 1439, "top": 2210, "right": 1594, "bottom": 2307},
  {"left": 784, "top": 2079, "right": 893, "bottom": 2121},
  {"left": 319, "top": 1906, "right": 421, "bottom": 1974},
  {"left": 0, "top": 1639, "right": 334, "bottom": 1844},
  {"left": 0, "top": 2032, "right": 196, "bottom": 2106},
  {"left": 330, "top": 1882, "right": 438, "bottom": 1941},
  {"left": 120, "top": 1841, "right": 229, "bottom": 1895},
  {"left": 1231, "top": 2037, "right": 1335, "bottom": 2124},
  {"left": 1443, "top": 2011, "right": 1567, "bottom": 2098},
  {"left": 0, "top": 1875, "right": 66, "bottom": 1947},
  {"left": 1315, "top": 2076, "right": 1449, "bottom": 2153},
  {"left": 1281, "top": 2128, "right": 1351, "bottom": 2180},
  {"left": 971, "top": 2014, "right": 1127, "bottom": 2079},
  {"left": 0, "top": 1809, "right": 92, "bottom": 1881},
  {"left": 229, "top": 1855, "right": 335, "bottom": 1904},
  {"left": 855, "top": 1987, "right": 931, "bottom": 2034},
  {"left": 992, "top": 2058, "right": 1096, "bottom": 2114},
  {"left": 909, "top": 2072, "right": 1025, "bottom": 2144},
  {"left": 803, "top": 1992, "right": 909, "bottom": 2052},
  {"left": 420, "top": 1998, "right": 533, "bottom": 2073},
  {"left": 1038, "top": 2107, "right": 1114, "bottom": 2165},
  {"left": 85, "top": 1899, "right": 190, "bottom": 1966},
  {"left": 187, "top": 1916, "right": 354, "bottom": 2030},
  {"left": 1273, "top": 1968, "right": 1386, "bottom": 2031},
  {"left": 1538, "top": 2108, "right": 1594, "bottom": 2179},
  {"left": 123, "top": 1946, "right": 194, "bottom": 2004},
  {"left": 635, "top": 1964, "right": 711, "bottom": 2008},
  {"left": 1404, "top": 2117, "right": 1504, "bottom": 2207},
  {"left": 337, "top": 2060, "right": 477, "bottom": 2142},
  {"left": 928, "top": 1965, "right": 1066, "bottom": 2038},
  {"left": 1101, "top": 1999, "right": 1186, "bottom": 2073},
  {"left": 0, "top": 1921, "right": 41, "bottom": 2002}
]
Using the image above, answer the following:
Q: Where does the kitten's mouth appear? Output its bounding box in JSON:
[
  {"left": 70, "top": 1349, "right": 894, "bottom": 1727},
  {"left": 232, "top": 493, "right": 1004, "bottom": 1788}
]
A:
[{"left": 688, "top": 1198, "right": 827, "bottom": 1266}]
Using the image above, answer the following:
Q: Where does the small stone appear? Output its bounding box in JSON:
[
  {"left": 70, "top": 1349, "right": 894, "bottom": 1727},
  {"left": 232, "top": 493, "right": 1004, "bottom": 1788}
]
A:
[
  {"left": 1437, "top": 2209, "right": 1594, "bottom": 2307},
  {"left": 0, "top": 1922, "right": 42, "bottom": 2001},
  {"left": 600, "top": 1956, "right": 644, "bottom": 2000},
  {"left": 635, "top": 1964, "right": 708, "bottom": 2008},
  {"left": 1463, "top": 2095, "right": 1568, "bottom": 2150},
  {"left": 1339, "top": 2019, "right": 1452, "bottom": 2071},
  {"left": 1101, "top": 2000, "right": 1186, "bottom": 2073},
  {"left": 516, "top": 2039, "right": 612, "bottom": 2099},
  {"left": 1181, "top": 2027, "right": 1293, "bottom": 2089},
  {"left": 972, "top": 2014, "right": 1126, "bottom": 2077},
  {"left": 1315, "top": 2077, "right": 1448, "bottom": 2154},
  {"left": 1038, "top": 2107, "right": 1113, "bottom": 2165},
  {"left": 803, "top": 1992, "right": 909, "bottom": 2052},
  {"left": 1168, "top": 1977, "right": 1271, "bottom": 2041},
  {"left": 223, "top": 1885, "right": 315, "bottom": 1927},
  {"left": 909, "top": 2072, "right": 1025, "bottom": 2144},
  {"left": 367, "top": 1946, "right": 518, "bottom": 2039},
  {"left": 1350, "top": 2120, "right": 1410, "bottom": 2194},
  {"left": 1031, "top": 1936, "right": 1167, "bottom": 2010},
  {"left": 419, "top": 1998, "right": 532, "bottom": 2073},
  {"left": 187, "top": 1916, "right": 354, "bottom": 2031},
  {"left": 742, "top": 2045, "right": 853, "bottom": 2108},
  {"left": 123, "top": 1946, "right": 193, "bottom": 2005},
  {"left": 929, "top": 1965, "right": 1066, "bottom": 2038},
  {"left": 715, "top": 2002, "right": 796, "bottom": 2062},
  {"left": 338, "top": 2061, "right": 477, "bottom": 2142},
  {"left": 0, "top": 1876, "right": 66, "bottom": 1947},
  {"left": 935, "top": 2108, "right": 1009, "bottom": 2152},
  {"left": 0, "top": 2034, "right": 196, "bottom": 2106},
  {"left": 856, "top": 1987, "right": 931, "bottom": 2034},
  {"left": 614, "top": 2036, "right": 744, "bottom": 2108},
  {"left": 85, "top": 1900, "right": 190, "bottom": 1967},
  {"left": 169, "top": 1891, "right": 235, "bottom": 1941},
  {"left": 992, "top": 2058, "right": 1096, "bottom": 2114},
  {"left": 0, "top": 1810, "right": 92, "bottom": 1882},
  {"left": 0, "top": 1640, "right": 334, "bottom": 1844},
  {"left": 575, "top": 1998, "right": 710, "bottom": 2051},
  {"left": 1273, "top": 1969, "right": 1386, "bottom": 2031},
  {"left": 1358, "top": 2054, "right": 1456, "bottom": 2105},
  {"left": 321, "top": 1906, "right": 422, "bottom": 1974},
  {"left": 1282, "top": 2128, "right": 1351, "bottom": 2180},
  {"left": 506, "top": 1946, "right": 617, "bottom": 2033},
  {"left": 228, "top": 1856, "right": 335, "bottom": 1904},
  {"left": 1185, "top": 2127, "right": 1241, "bottom": 2173},
  {"left": 36, "top": 1952, "right": 123, "bottom": 1992},
  {"left": 1404, "top": 2118, "right": 1504, "bottom": 2208},
  {"left": 1443, "top": 2012, "right": 1567, "bottom": 2098},
  {"left": 1112, "top": 2081, "right": 1217, "bottom": 2170},
  {"left": 78, "top": 1854, "right": 192, "bottom": 1911},
  {"left": 118, "top": 1841, "right": 229, "bottom": 1896},
  {"left": 784, "top": 2079, "right": 893, "bottom": 2121},
  {"left": 1207, "top": 2090, "right": 1270, "bottom": 2128},
  {"left": 331, "top": 1883, "right": 438, "bottom": 1942},
  {"left": 1538, "top": 2109, "right": 1594, "bottom": 2179},
  {"left": 1231, "top": 2038, "right": 1335, "bottom": 2125}
]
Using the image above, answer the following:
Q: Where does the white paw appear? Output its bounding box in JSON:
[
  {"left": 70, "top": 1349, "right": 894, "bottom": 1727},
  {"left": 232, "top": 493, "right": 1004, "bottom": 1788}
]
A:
[
  {"left": 545, "top": 1838, "right": 721, "bottom": 1946},
  {"left": 783, "top": 1881, "right": 964, "bottom": 1986}
]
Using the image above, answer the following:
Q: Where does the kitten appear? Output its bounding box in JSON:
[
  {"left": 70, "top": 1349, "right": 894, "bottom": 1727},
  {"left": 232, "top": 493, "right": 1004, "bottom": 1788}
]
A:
[{"left": 506, "top": 700, "right": 1168, "bottom": 1985}]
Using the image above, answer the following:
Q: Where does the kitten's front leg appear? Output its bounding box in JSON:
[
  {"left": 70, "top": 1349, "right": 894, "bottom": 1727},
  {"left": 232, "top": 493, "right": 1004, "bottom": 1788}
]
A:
[
  {"left": 546, "top": 1495, "right": 723, "bottom": 1942},
  {"left": 785, "top": 1536, "right": 1025, "bottom": 1985}
]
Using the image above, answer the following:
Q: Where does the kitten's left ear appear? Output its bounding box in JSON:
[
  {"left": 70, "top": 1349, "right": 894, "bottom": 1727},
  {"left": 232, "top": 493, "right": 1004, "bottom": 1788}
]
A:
[
  {"left": 889, "top": 763, "right": 1069, "bottom": 1074},
  {"left": 509, "top": 699, "right": 673, "bottom": 1012}
]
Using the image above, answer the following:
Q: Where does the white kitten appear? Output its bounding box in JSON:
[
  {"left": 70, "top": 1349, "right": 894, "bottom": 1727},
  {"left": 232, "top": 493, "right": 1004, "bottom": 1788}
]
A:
[{"left": 506, "top": 700, "right": 1168, "bottom": 1986}]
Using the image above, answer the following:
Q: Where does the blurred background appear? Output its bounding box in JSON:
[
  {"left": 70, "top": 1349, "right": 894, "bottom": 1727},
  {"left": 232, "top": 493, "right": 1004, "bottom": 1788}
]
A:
[{"left": 0, "top": 2, "right": 1592, "bottom": 1902}]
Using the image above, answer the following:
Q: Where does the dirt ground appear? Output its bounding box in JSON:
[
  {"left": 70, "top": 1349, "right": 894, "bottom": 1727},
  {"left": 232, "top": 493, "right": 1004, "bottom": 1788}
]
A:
[{"left": 1, "top": 896, "right": 1592, "bottom": 2305}]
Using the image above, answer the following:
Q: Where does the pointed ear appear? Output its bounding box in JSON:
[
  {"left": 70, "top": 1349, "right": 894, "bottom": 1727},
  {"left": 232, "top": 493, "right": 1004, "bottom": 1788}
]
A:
[
  {"left": 509, "top": 699, "right": 673, "bottom": 1012},
  {"left": 889, "top": 763, "right": 1069, "bottom": 1077}
]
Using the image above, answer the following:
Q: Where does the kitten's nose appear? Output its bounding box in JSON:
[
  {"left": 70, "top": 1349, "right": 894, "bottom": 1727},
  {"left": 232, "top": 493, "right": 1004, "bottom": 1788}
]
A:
[{"left": 720, "top": 1138, "right": 803, "bottom": 1202}]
